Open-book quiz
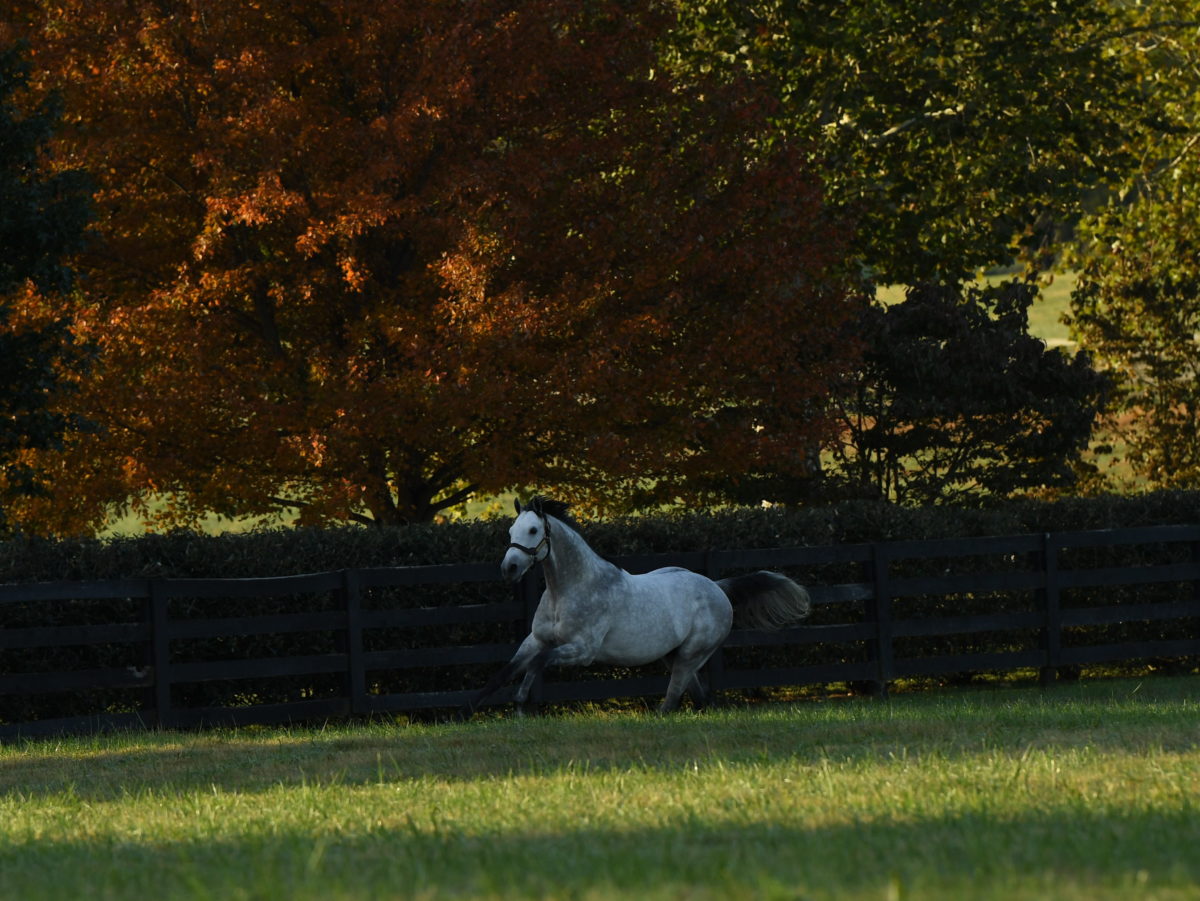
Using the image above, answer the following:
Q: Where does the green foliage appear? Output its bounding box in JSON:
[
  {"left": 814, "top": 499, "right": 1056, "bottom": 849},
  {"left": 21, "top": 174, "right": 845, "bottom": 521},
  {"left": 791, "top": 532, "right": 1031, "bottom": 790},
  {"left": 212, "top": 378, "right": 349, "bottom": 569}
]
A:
[
  {"left": 1072, "top": 181, "right": 1200, "bottom": 487},
  {"left": 1068, "top": 3, "right": 1200, "bottom": 490},
  {"left": 671, "top": 0, "right": 1137, "bottom": 283},
  {"left": 824, "top": 280, "right": 1110, "bottom": 505},
  {"left": 0, "top": 42, "right": 92, "bottom": 534}
]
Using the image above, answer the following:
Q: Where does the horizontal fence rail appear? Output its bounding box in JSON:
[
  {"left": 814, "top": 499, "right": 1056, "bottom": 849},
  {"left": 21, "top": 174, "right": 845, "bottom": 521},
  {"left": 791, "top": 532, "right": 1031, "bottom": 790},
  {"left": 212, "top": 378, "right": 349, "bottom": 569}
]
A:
[{"left": 2, "top": 525, "right": 1199, "bottom": 739}]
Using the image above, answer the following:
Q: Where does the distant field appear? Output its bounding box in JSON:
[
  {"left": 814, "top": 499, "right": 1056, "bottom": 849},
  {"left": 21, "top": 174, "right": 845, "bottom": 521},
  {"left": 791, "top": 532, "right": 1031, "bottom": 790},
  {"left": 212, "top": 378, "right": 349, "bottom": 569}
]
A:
[
  {"left": 877, "top": 270, "right": 1076, "bottom": 347},
  {"left": 1, "top": 676, "right": 1197, "bottom": 900}
]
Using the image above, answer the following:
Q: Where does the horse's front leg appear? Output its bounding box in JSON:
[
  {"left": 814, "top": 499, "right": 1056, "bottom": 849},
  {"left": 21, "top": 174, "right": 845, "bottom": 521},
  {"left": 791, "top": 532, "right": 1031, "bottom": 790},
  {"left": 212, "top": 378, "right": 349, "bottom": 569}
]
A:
[
  {"left": 461, "top": 633, "right": 546, "bottom": 720},
  {"left": 505, "top": 635, "right": 604, "bottom": 716},
  {"left": 513, "top": 666, "right": 543, "bottom": 717}
]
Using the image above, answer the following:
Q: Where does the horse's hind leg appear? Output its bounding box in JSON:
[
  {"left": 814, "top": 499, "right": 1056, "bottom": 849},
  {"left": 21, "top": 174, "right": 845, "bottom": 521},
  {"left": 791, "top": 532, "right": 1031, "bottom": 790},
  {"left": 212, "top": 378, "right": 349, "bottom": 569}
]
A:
[
  {"left": 659, "top": 653, "right": 710, "bottom": 714},
  {"left": 688, "top": 671, "right": 711, "bottom": 711}
]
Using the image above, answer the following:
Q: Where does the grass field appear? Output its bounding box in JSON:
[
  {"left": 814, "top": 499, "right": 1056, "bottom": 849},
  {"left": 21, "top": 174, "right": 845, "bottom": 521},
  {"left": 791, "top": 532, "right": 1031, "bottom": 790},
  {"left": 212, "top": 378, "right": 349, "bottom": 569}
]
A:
[
  {"left": 876, "top": 270, "right": 1076, "bottom": 347},
  {"left": 1, "top": 676, "right": 1197, "bottom": 900}
]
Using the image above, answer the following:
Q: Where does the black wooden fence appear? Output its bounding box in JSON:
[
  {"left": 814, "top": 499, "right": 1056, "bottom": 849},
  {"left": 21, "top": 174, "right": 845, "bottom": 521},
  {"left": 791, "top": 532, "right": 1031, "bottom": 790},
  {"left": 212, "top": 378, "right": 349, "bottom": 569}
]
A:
[{"left": 2, "top": 524, "right": 1199, "bottom": 739}]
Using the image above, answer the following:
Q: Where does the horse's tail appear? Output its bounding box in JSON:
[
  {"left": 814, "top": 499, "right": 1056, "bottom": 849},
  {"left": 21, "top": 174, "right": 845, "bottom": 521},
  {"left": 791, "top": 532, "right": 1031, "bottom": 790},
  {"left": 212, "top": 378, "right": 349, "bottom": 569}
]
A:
[{"left": 718, "top": 570, "right": 812, "bottom": 631}]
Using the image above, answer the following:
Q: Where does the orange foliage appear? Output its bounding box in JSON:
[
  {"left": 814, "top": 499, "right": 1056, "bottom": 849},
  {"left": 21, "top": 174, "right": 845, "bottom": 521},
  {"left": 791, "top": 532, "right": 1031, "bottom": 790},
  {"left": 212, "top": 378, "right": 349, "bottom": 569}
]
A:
[{"left": 7, "top": 0, "right": 857, "bottom": 530}]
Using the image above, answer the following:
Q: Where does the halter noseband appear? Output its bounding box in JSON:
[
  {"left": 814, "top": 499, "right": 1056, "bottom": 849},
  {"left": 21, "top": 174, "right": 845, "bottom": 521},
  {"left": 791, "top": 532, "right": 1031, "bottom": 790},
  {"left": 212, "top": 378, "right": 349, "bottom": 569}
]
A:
[{"left": 507, "top": 515, "right": 551, "bottom": 559}]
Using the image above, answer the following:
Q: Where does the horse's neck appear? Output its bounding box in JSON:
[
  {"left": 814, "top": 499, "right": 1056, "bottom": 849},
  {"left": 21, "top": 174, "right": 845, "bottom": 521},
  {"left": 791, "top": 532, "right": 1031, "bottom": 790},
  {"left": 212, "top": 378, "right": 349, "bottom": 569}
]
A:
[{"left": 543, "top": 518, "right": 613, "bottom": 597}]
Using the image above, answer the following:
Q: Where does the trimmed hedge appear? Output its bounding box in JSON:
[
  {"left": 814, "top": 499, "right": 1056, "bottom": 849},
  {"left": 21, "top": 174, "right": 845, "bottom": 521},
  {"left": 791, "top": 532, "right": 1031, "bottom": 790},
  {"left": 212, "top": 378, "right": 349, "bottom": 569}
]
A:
[{"left": 4, "top": 491, "right": 1200, "bottom": 582}]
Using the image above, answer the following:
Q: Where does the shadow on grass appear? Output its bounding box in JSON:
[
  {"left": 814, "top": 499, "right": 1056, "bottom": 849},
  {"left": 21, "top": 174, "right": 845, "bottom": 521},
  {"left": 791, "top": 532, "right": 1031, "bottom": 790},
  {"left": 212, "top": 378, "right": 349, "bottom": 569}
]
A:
[{"left": 0, "top": 804, "right": 1196, "bottom": 900}]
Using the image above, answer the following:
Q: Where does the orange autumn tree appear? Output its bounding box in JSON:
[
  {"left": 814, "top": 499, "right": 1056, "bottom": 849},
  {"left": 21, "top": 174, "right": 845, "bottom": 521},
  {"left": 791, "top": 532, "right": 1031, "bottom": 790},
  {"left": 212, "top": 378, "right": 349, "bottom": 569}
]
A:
[{"left": 9, "top": 0, "right": 855, "bottom": 531}]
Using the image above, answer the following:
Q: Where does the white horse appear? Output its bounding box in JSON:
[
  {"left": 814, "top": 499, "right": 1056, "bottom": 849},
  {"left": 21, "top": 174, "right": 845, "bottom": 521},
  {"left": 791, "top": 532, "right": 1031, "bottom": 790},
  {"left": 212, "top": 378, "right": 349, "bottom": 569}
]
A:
[{"left": 463, "top": 496, "right": 812, "bottom": 716}]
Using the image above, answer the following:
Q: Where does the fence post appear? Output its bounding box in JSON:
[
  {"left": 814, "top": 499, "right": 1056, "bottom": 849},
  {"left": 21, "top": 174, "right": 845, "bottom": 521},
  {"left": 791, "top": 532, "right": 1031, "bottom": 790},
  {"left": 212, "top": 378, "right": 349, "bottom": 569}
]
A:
[
  {"left": 1192, "top": 539, "right": 1200, "bottom": 606},
  {"left": 702, "top": 550, "right": 726, "bottom": 700},
  {"left": 148, "top": 580, "right": 172, "bottom": 729},
  {"left": 866, "top": 543, "right": 894, "bottom": 698},
  {"left": 1039, "top": 533, "right": 1062, "bottom": 688},
  {"left": 342, "top": 568, "right": 367, "bottom": 715}
]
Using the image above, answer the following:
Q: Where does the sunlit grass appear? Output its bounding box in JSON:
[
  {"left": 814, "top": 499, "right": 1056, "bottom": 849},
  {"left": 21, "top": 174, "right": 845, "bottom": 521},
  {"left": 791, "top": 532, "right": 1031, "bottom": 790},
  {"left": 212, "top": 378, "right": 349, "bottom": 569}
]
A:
[
  {"left": 876, "top": 270, "right": 1076, "bottom": 348},
  {"left": 1, "top": 677, "right": 1197, "bottom": 900}
]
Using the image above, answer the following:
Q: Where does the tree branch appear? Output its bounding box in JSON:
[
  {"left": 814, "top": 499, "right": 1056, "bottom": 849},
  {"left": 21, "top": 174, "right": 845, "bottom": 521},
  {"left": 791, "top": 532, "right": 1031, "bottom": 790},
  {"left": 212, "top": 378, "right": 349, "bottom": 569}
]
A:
[
  {"left": 868, "top": 105, "right": 966, "bottom": 146},
  {"left": 828, "top": 105, "right": 968, "bottom": 146},
  {"left": 268, "top": 494, "right": 376, "bottom": 526},
  {"left": 429, "top": 482, "right": 479, "bottom": 514}
]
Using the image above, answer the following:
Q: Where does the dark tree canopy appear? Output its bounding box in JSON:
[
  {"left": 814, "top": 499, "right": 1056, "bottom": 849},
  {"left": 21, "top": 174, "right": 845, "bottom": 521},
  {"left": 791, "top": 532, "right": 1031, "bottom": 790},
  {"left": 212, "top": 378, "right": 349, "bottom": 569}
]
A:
[
  {"left": 0, "top": 43, "right": 92, "bottom": 533},
  {"left": 827, "top": 280, "right": 1110, "bottom": 505}
]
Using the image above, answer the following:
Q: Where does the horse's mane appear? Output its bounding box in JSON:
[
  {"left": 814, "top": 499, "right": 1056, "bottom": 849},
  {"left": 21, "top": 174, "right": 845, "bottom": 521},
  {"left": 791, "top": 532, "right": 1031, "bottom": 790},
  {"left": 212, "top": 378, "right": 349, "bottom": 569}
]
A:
[{"left": 524, "top": 495, "right": 580, "bottom": 530}]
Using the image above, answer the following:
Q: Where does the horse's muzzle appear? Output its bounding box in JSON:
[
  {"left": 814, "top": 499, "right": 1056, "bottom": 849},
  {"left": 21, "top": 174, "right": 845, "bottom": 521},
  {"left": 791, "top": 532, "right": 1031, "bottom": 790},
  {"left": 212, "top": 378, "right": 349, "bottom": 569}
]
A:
[{"left": 502, "top": 547, "right": 531, "bottom": 583}]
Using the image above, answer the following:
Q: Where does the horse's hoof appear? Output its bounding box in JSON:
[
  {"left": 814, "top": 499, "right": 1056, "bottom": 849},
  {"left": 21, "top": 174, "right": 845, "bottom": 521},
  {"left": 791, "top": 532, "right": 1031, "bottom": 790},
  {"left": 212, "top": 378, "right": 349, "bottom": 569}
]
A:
[{"left": 514, "top": 700, "right": 542, "bottom": 718}]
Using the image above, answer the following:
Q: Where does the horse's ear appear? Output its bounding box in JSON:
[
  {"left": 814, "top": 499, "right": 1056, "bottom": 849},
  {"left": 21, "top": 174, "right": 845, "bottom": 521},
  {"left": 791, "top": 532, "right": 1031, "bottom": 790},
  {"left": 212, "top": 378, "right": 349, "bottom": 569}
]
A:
[{"left": 514, "top": 498, "right": 522, "bottom": 514}]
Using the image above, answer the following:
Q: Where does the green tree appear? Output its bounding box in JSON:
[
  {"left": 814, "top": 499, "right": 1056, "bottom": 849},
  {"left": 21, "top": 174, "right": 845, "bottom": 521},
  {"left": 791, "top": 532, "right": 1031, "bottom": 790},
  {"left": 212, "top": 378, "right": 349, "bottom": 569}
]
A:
[
  {"left": 666, "top": 1, "right": 1137, "bottom": 506},
  {"left": 826, "top": 280, "right": 1109, "bottom": 505},
  {"left": 1068, "top": 2, "right": 1200, "bottom": 489},
  {"left": 0, "top": 43, "right": 92, "bottom": 534},
  {"left": 671, "top": 0, "right": 1139, "bottom": 284}
]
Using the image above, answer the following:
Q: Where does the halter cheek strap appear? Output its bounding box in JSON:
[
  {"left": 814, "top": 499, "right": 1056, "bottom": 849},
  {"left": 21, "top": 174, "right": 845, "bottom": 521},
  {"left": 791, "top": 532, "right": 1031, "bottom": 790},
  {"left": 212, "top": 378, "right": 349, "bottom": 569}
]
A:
[{"left": 507, "top": 517, "right": 551, "bottom": 559}]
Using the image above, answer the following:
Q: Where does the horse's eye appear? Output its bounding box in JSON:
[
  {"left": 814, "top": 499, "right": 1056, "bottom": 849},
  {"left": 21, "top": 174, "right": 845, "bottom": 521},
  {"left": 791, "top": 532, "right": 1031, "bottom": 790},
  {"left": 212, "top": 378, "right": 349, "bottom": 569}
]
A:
[{"left": 528, "top": 526, "right": 537, "bottom": 535}]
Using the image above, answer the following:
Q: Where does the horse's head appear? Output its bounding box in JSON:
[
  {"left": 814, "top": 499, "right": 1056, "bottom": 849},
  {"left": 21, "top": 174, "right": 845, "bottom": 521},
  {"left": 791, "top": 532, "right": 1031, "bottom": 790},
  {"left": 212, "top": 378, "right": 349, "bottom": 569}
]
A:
[{"left": 502, "top": 497, "right": 551, "bottom": 583}]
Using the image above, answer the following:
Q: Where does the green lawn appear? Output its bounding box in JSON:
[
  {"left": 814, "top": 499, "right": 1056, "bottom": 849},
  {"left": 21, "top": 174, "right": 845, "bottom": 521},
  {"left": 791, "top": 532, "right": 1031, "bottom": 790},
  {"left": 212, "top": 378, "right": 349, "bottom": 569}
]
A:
[
  {"left": 2, "top": 676, "right": 1197, "bottom": 900},
  {"left": 876, "top": 270, "right": 1076, "bottom": 348}
]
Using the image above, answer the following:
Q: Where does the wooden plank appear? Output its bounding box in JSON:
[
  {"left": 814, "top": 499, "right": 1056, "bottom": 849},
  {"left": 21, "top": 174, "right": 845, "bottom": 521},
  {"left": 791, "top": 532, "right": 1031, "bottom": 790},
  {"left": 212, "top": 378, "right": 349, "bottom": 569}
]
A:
[
  {"left": 890, "top": 569, "right": 1043, "bottom": 598},
  {"left": 0, "top": 621, "right": 149, "bottom": 650},
  {"left": 159, "top": 572, "right": 344, "bottom": 599},
  {"left": 356, "top": 562, "right": 498, "bottom": 587},
  {"left": 364, "top": 642, "right": 516, "bottom": 670},
  {"left": 724, "top": 622, "right": 874, "bottom": 648},
  {"left": 1060, "top": 638, "right": 1200, "bottom": 665},
  {"left": 1056, "top": 562, "right": 1200, "bottom": 590},
  {"left": 169, "top": 653, "right": 348, "bottom": 684},
  {"left": 368, "top": 688, "right": 482, "bottom": 712},
  {"left": 893, "top": 649, "right": 1044, "bottom": 678},
  {"left": 167, "top": 611, "right": 345, "bottom": 640},
  {"left": 1061, "top": 599, "right": 1200, "bottom": 628},
  {"left": 718, "top": 661, "right": 876, "bottom": 688},
  {"left": 880, "top": 533, "right": 1043, "bottom": 561},
  {"left": 1054, "top": 524, "right": 1200, "bottom": 549},
  {"left": 168, "top": 697, "right": 351, "bottom": 729},
  {"left": 808, "top": 583, "right": 874, "bottom": 606},
  {"left": 892, "top": 610, "right": 1043, "bottom": 639},
  {"left": 0, "top": 711, "right": 150, "bottom": 742},
  {"left": 0, "top": 579, "right": 150, "bottom": 604},
  {"left": 708, "top": 543, "right": 875, "bottom": 571},
  {"left": 0, "top": 665, "right": 151, "bottom": 695},
  {"left": 361, "top": 602, "right": 524, "bottom": 629}
]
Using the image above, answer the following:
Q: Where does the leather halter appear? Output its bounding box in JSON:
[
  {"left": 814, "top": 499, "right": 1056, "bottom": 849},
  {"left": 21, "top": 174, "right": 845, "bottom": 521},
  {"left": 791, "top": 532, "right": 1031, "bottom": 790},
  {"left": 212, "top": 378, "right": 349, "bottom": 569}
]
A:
[{"left": 507, "top": 515, "right": 551, "bottom": 559}]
